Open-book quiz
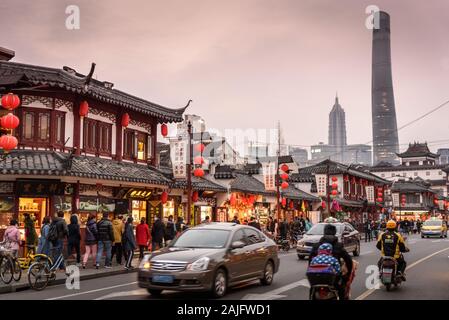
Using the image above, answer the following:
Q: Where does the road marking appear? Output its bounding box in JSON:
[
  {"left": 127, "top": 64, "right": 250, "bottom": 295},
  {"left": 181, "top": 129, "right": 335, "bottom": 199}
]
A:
[
  {"left": 355, "top": 247, "right": 449, "bottom": 300},
  {"left": 432, "top": 240, "right": 441, "bottom": 243},
  {"left": 46, "top": 281, "right": 138, "bottom": 300},
  {"left": 95, "top": 289, "right": 147, "bottom": 300},
  {"left": 242, "top": 278, "right": 309, "bottom": 300},
  {"left": 361, "top": 250, "right": 373, "bottom": 255}
]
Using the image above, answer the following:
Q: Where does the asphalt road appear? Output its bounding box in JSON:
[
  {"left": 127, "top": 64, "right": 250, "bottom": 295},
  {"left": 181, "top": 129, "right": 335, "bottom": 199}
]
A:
[{"left": 2, "top": 233, "right": 449, "bottom": 300}]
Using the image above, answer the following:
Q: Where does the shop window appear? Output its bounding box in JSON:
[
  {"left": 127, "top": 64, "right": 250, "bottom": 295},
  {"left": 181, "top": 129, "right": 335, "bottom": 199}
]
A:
[
  {"left": 0, "top": 196, "right": 15, "bottom": 230},
  {"left": 19, "top": 108, "right": 65, "bottom": 147},
  {"left": 124, "top": 129, "right": 152, "bottom": 161},
  {"left": 132, "top": 200, "right": 147, "bottom": 226},
  {"left": 83, "top": 118, "right": 112, "bottom": 156},
  {"left": 18, "top": 198, "right": 46, "bottom": 230},
  {"left": 55, "top": 112, "right": 65, "bottom": 145}
]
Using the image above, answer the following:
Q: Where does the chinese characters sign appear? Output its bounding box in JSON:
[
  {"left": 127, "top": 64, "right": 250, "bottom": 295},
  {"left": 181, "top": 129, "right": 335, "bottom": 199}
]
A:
[
  {"left": 170, "top": 139, "right": 188, "bottom": 179},
  {"left": 392, "top": 193, "right": 399, "bottom": 207},
  {"left": 315, "top": 174, "right": 327, "bottom": 196},
  {"left": 365, "top": 186, "right": 375, "bottom": 204},
  {"left": 17, "top": 180, "right": 65, "bottom": 196},
  {"left": 262, "top": 162, "right": 276, "bottom": 191}
]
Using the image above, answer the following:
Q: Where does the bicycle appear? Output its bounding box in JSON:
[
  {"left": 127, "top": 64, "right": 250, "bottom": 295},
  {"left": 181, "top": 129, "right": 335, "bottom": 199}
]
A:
[
  {"left": 0, "top": 243, "right": 15, "bottom": 284},
  {"left": 27, "top": 251, "right": 63, "bottom": 291},
  {"left": 18, "top": 245, "right": 51, "bottom": 270}
]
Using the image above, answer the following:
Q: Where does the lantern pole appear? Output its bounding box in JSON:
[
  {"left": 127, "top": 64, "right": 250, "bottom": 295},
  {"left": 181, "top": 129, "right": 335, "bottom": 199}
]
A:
[
  {"left": 186, "top": 121, "right": 193, "bottom": 226},
  {"left": 276, "top": 121, "right": 281, "bottom": 222}
]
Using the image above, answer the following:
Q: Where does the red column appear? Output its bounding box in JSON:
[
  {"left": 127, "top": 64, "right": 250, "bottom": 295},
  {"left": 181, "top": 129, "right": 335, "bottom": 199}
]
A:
[
  {"left": 116, "top": 111, "right": 123, "bottom": 161},
  {"left": 73, "top": 98, "right": 81, "bottom": 155}
]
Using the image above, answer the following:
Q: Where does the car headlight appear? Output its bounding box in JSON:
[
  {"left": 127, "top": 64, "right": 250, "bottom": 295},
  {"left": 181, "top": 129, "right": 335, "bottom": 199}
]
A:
[
  {"left": 139, "top": 254, "right": 152, "bottom": 269},
  {"left": 297, "top": 240, "right": 305, "bottom": 247},
  {"left": 187, "top": 257, "right": 210, "bottom": 271}
]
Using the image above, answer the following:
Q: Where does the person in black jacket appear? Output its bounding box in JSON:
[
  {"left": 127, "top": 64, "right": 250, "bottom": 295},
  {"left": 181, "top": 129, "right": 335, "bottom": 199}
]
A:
[
  {"left": 164, "top": 215, "right": 176, "bottom": 245},
  {"left": 248, "top": 217, "right": 261, "bottom": 230},
  {"left": 151, "top": 216, "right": 165, "bottom": 251},
  {"left": 309, "top": 224, "right": 353, "bottom": 300},
  {"left": 67, "top": 214, "right": 81, "bottom": 265},
  {"left": 50, "top": 211, "right": 68, "bottom": 269},
  {"left": 95, "top": 213, "right": 115, "bottom": 269}
]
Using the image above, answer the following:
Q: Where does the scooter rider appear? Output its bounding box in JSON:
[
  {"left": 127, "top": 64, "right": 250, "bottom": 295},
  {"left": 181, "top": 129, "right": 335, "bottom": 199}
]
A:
[{"left": 376, "top": 220, "right": 409, "bottom": 280}]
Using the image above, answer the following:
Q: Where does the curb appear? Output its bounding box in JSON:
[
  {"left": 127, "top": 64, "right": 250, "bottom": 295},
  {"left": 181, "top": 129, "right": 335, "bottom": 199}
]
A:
[{"left": 0, "top": 266, "right": 138, "bottom": 294}]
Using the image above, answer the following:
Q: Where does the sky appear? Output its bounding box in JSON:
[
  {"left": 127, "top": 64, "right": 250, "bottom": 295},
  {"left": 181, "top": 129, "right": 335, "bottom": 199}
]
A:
[{"left": 2, "top": 0, "right": 449, "bottom": 154}]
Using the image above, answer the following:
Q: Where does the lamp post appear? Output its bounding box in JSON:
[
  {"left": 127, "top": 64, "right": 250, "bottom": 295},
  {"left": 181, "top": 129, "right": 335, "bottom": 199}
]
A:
[{"left": 186, "top": 121, "right": 193, "bottom": 225}]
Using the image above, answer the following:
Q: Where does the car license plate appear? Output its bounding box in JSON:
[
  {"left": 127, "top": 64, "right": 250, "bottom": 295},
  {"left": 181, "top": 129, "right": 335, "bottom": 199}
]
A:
[{"left": 152, "top": 275, "right": 174, "bottom": 284}]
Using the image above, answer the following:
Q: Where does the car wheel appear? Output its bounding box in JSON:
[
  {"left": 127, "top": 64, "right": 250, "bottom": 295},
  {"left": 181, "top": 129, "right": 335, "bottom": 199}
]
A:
[
  {"left": 211, "top": 269, "right": 227, "bottom": 298},
  {"left": 421, "top": 235, "right": 424, "bottom": 238},
  {"left": 147, "top": 289, "right": 163, "bottom": 296},
  {"left": 260, "top": 261, "right": 274, "bottom": 286},
  {"left": 298, "top": 255, "right": 305, "bottom": 260},
  {"left": 353, "top": 242, "right": 360, "bottom": 257}
]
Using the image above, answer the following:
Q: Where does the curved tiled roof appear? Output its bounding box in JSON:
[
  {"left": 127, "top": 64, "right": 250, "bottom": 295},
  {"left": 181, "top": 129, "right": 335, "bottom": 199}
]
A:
[
  {"left": 171, "top": 177, "right": 227, "bottom": 192},
  {"left": 0, "top": 61, "right": 186, "bottom": 123}
]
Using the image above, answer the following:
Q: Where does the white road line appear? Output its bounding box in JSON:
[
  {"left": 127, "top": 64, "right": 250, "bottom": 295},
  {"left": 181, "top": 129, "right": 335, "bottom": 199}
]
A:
[
  {"left": 95, "top": 289, "right": 147, "bottom": 300},
  {"left": 361, "top": 250, "right": 373, "bottom": 256},
  {"left": 46, "top": 281, "right": 138, "bottom": 300},
  {"left": 241, "top": 278, "right": 310, "bottom": 300},
  {"left": 432, "top": 240, "right": 441, "bottom": 243},
  {"left": 355, "top": 247, "right": 449, "bottom": 300}
]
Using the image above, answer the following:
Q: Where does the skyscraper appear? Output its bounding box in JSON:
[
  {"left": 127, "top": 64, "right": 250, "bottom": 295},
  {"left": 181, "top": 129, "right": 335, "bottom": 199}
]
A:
[
  {"left": 328, "top": 95, "right": 346, "bottom": 163},
  {"left": 371, "top": 11, "right": 400, "bottom": 165}
]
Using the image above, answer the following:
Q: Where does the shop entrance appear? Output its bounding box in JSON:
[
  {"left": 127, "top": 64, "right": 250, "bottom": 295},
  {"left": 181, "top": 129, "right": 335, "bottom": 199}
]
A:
[
  {"left": 131, "top": 200, "right": 147, "bottom": 225},
  {"left": 18, "top": 197, "right": 47, "bottom": 229}
]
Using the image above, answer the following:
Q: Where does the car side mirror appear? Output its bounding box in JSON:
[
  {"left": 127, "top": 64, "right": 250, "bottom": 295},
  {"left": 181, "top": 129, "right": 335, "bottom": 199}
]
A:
[
  {"left": 231, "top": 241, "right": 245, "bottom": 249},
  {"left": 342, "top": 231, "right": 350, "bottom": 236}
]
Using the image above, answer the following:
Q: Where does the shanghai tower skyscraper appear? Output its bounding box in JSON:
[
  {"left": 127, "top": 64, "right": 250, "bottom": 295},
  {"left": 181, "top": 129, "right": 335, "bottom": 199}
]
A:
[{"left": 371, "top": 11, "right": 400, "bottom": 165}]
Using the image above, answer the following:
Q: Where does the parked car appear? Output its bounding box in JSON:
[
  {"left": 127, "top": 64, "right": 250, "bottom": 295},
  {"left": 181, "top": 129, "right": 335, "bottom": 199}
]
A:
[
  {"left": 421, "top": 218, "right": 448, "bottom": 238},
  {"left": 296, "top": 222, "right": 361, "bottom": 260},
  {"left": 138, "top": 222, "right": 280, "bottom": 298}
]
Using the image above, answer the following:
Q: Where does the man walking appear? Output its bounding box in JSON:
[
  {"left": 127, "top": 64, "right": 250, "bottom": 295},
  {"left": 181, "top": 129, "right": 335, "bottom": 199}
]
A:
[
  {"left": 111, "top": 214, "right": 125, "bottom": 265},
  {"left": 96, "top": 212, "right": 115, "bottom": 269},
  {"left": 164, "top": 215, "right": 176, "bottom": 245},
  {"left": 49, "top": 211, "right": 68, "bottom": 270},
  {"left": 151, "top": 216, "right": 165, "bottom": 251},
  {"left": 364, "top": 219, "right": 372, "bottom": 242}
]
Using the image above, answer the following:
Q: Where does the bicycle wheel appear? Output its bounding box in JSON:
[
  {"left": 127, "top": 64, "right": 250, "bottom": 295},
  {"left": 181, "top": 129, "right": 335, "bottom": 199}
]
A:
[
  {"left": 12, "top": 258, "right": 22, "bottom": 282},
  {"left": 28, "top": 262, "right": 50, "bottom": 291},
  {"left": 0, "top": 257, "right": 14, "bottom": 284}
]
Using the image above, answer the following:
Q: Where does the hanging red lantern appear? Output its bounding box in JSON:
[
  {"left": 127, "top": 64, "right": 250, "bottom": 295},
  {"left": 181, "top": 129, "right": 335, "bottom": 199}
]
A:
[
  {"left": 281, "top": 198, "right": 287, "bottom": 207},
  {"left": 281, "top": 181, "right": 289, "bottom": 189},
  {"left": 280, "top": 173, "right": 289, "bottom": 180},
  {"left": 0, "top": 135, "right": 18, "bottom": 152},
  {"left": 160, "top": 191, "right": 168, "bottom": 204},
  {"left": 377, "top": 197, "right": 383, "bottom": 202},
  {"left": 331, "top": 183, "right": 338, "bottom": 189},
  {"left": 280, "top": 164, "right": 289, "bottom": 172},
  {"left": 1, "top": 93, "right": 20, "bottom": 111},
  {"left": 377, "top": 192, "right": 383, "bottom": 197},
  {"left": 192, "top": 191, "right": 199, "bottom": 202},
  {"left": 343, "top": 175, "right": 349, "bottom": 182},
  {"left": 331, "top": 176, "right": 338, "bottom": 182},
  {"left": 434, "top": 199, "right": 439, "bottom": 205},
  {"left": 289, "top": 200, "right": 294, "bottom": 209},
  {"left": 321, "top": 201, "right": 326, "bottom": 209},
  {"left": 193, "top": 168, "right": 205, "bottom": 177},
  {"left": 193, "top": 156, "right": 205, "bottom": 165},
  {"left": 331, "top": 189, "right": 338, "bottom": 196},
  {"left": 229, "top": 194, "right": 236, "bottom": 206},
  {"left": 195, "top": 143, "right": 205, "bottom": 153},
  {"left": 161, "top": 123, "right": 168, "bottom": 137},
  {"left": 0, "top": 113, "right": 20, "bottom": 129},
  {"left": 79, "top": 101, "right": 89, "bottom": 118},
  {"left": 121, "top": 113, "right": 130, "bottom": 127}
]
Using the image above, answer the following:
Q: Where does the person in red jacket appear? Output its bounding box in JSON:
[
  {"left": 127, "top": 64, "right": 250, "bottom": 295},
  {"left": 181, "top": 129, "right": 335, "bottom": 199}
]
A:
[{"left": 136, "top": 218, "right": 150, "bottom": 259}]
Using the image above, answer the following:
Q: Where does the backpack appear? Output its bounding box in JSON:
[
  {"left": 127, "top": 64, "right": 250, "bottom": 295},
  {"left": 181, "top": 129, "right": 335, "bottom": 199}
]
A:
[{"left": 46, "top": 223, "right": 58, "bottom": 242}]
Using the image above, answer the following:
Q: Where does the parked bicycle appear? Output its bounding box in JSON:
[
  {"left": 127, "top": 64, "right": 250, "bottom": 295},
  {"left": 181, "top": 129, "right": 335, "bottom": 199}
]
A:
[
  {"left": 27, "top": 252, "right": 62, "bottom": 291},
  {"left": 0, "top": 243, "right": 15, "bottom": 284},
  {"left": 18, "top": 245, "right": 51, "bottom": 270}
]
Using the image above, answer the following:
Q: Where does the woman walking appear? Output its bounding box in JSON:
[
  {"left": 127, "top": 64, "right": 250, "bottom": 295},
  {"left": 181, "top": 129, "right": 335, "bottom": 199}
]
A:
[
  {"left": 136, "top": 218, "right": 150, "bottom": 259},
  {"left": 82, "top": 213, "right": 98, "bottom": 268},
  {"left": 37, "top": 217, "right": 51, "bottom": 256},
  {"left": 68, "top": 215, "right": 81, "bottom": 265},
  {"left": 123, "top": 216, "right": 136, "bottom": 270},
  {"left": 3, "top": 219, "right": 20, "bottom": 258}
]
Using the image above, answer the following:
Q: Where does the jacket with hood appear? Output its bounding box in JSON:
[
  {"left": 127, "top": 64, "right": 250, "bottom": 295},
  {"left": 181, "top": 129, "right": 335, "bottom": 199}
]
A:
[
  {"left": 68, "top": 215, "right": 81, "bottom": 244},
  {"left": 151, "top": 218, "right": 165, "bottom": 243},
  {"left": 85, "top": 218, "right": 98, "bottom": 245},
  {"left": 51, "top": 216, "right": 68, "bottom": 241},
  {"left": 136, "top": 222, "right": 150, "bottom": 246},
  {"left": 123, "top": 223, "right": 137, "bottom": 251},
  {"left": 3, "top": 225, "right": 20, "bottom": 251},
  {"left": 97, "top": 217, "right": 114, "bottom": 242},
  {"left": 112, "top": 218, "right": 125, "bottom": 244},
  {"left": 24, "top": 216, "right": 38, "bottom": 246}
]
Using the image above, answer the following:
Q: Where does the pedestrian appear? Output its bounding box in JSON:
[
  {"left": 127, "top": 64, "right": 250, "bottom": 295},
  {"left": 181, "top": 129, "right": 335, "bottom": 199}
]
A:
[
  {"left": 151, "top": 216, "right": 165, "bottom": 251},
  {"left": 231, "top": 216, "right": 240, "bottom": 224},
  {"left": 417, "top": 219, "right": 422, "bottom": 234},
  {"left": 201, "top": 215, "right": 210, "bottom": 223},
  {"left": 279, "top": 218, "right": 289, "bottom": 240},
  {"left": 248, "top": 216, "right": 261, "bottom": 230},
  {"left": 364, "top": 219, "right": 372, "bottom": 242},
  {"left": 49, "top": 211, "right": 68, "bottom": 269},
  {"left": 305, "top": 218, "right": 313, "bottom": 232},
  {"left": 175, "top": 216, "right": 186, "bottom": 236},
  {"left": 24, "top": 213, "right": 38, "bottom": 254},
  {"left": 83, "top": 213, "right": 98, "bottom": 269},
  {"left": 95, "top": 212, "right": 115, "bottom": 269},
  {"left": 123, "top": 216, "right": 137, "bottom": 270},
  {"left": 111, "top": 214, "right": 125, "bottom": 265},
  {"left": 2, "top": 219, "right": 20, "bottom": 258},
  {"left": 136, "top": 218, "right": 150, "bottom": 259},
  {"left": 37, "top": 217, "right": 51, "bottom": 256},
  {"left": 67, "top": 214, "right": 81, "bottom": 265},
  {"left": 164, "top": 215, "right": 176, "bottom": 245}
]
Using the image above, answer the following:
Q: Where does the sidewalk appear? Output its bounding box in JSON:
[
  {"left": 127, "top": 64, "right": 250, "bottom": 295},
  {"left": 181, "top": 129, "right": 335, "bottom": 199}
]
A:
[{"left": 0, "top": 257, "right": 141, "bottom": 294}]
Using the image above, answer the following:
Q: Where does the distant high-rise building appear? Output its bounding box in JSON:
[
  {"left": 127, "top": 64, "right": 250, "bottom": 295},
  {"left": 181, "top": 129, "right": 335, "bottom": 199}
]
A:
[
  {"left": 371, "top": 11, "right": 400, "bottom": 165},
  {"left": 289, "top": 147, "right": 308, "bottom": 167},
  {"left": 437, "top": 148, "right": 449, "bottom": 165},
  {"left": 328, "top": 95, "right": 346, "bottom": 163}
]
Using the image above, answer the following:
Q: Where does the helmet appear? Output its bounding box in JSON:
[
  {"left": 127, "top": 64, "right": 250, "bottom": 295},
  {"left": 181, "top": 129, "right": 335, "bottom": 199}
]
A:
[{"left": 386, "top": 220, "right": 396, "bottom": 229}]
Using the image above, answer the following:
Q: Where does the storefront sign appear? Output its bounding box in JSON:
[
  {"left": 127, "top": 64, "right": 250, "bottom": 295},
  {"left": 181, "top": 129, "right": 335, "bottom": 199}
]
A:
[
  {"left": 170, "top": 139, "right": 188, "bottom": 179},
  {"left": 392, "top": 193, "right": 399, "bottom": 207},
  {"left": 216, "top": 207, "right": 228, "bottom": 222},
  {"left": 315, "top": 174, "right": 327, "bottom": 196},
  {"left": 365, "top": 186, "right": 374, "bottom": 204},
  {"left": 17, "top": 180, "right": 65, "bottom": 196},
  {"left": 79, "top": 196, "right": 115, "bottom": 213},
  {"left": 262, "top": 162, "right": 276, "bottom": 191}
]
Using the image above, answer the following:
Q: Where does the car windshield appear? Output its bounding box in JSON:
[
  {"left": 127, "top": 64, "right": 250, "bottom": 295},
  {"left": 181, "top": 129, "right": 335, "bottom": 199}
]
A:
[
  {"left": 423, "top": 220, "right": 442, "bottom": 227},
  {"left": 306, "top": 223, "right": 343, "bottom": 235},
  {"left": 170, "top": 229, "right": 230, "bottom": 248}
]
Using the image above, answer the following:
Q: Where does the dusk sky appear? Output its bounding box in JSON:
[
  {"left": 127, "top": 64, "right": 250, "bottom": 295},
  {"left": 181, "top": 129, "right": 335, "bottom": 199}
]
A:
[{"left": 2, "top": 0, "right": 449, "bottom": 153}]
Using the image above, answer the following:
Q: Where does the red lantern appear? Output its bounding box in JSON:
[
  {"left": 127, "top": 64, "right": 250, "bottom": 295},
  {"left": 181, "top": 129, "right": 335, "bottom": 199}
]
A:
[
  {"left": 281, "top": 198, "right": 287, "bottom": 207},
  {"left": 377, "top": 192, "right": 383, "bottom": 197},
  {"left": 160, "top": 191, "right": 168, "bottom": 204},
  {"left": 280, "top": 173, "right": 289, "bottom": 180},
  {"left": 230, "top": 194, "right": 236, "bottom": 206},
  {"left": 280, "top": 164, "right": 289, "bottom": 172},
  {"left": 0, "top": 135, "right": 18, "bottom": 152},
  {"left": 248, "top": 195, "right": 256, "bottom": 205},
  {"left": 331, "top": 189, "right": 338, "bottom": 196},
  {"left": 194, "top": 156, "right": 205, "bottom": 165},
  {"left": 331, "top": 176, "right": 338, "bottom": 182},
  {"left": 195, "top": 143, "right": 205, "bottom": 153},
  {"left": 434, "top": 199, "right": 439, "bottom": 205},
  {"left": 1, "top": 93, "right": 20, "bottom": 111},
  {"left": 281, "top": 181, "right": 289, "bottom": 189},
  {"left": 343, "top": 175, "right": 349, "bottom": 182},
  {"left": 331, "top": 183, "right": 338, "bottom": 189},
  {"left": 79, "top": 101, "right": 89, "bottom": 118},
  {"left": 377, "top": 198, "right": 383, "bottom": 202},
  {"left": 321, "top": 201, "right": 326, "bottom": 209},
  {"left": 161, "top": 123, "right": 168, "bottom": 137},
  {"left": 0, "top": 113, "right": 20, "bottom": 129},
  {"left": 192, "top": 191, "right": 199, "bottom": 202},
  {"left": 121, "top": 113, "right": 130, "bottom": 127},
  {"left": 289, "top": 200, "right": 294, "bottom": 209},
  {"left": 193, "top": 168, "right": 205, "bottom": 177}
]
